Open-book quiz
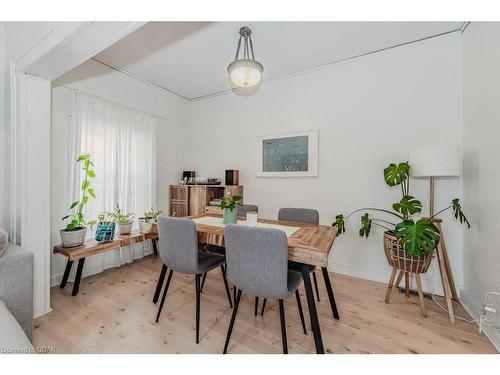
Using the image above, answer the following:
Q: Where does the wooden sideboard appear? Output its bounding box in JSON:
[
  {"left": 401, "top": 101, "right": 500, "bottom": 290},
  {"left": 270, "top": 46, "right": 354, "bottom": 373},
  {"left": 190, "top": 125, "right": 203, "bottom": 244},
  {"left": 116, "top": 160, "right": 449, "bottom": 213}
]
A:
[{"left": 169, "top": 185, "right": 243, "bottom": 217}]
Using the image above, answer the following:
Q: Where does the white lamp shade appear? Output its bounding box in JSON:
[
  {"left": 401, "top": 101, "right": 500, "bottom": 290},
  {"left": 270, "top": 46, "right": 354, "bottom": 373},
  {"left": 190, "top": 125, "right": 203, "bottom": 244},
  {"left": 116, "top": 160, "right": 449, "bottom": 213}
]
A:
[
  {"left": 227, "top": 59, "right": 263, "bottom": 88},
  {"left": 409, "top": 145, "right": 461, "bottom": 177}
]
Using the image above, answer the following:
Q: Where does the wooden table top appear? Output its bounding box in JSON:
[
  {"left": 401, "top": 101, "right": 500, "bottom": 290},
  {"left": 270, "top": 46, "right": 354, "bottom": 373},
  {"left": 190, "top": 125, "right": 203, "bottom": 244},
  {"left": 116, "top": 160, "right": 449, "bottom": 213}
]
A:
[
  {"left": 190, "top": 214, "right": 338, "bottom": 267},
  {"left": 53, "top": 230, "right": 158, "bottom": 261}
]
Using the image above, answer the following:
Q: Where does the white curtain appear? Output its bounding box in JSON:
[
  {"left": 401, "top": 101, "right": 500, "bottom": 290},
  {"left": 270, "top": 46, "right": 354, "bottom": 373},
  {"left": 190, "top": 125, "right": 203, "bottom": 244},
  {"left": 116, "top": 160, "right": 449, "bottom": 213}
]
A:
[{"left": 67, "top": 91, "right": 157, "bottom": 276}]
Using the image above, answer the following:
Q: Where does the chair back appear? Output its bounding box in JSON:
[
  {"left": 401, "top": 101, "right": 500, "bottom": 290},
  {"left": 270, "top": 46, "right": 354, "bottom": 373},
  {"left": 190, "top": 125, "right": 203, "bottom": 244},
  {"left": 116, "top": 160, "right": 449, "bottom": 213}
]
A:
[
  {"left": 278, "top": 207, "right": 319, "bottom": 225},
  {"left": 224, "top": 225, "right": 289, "bottom": 299},
  {"left": 237, "top": 204, "right": 258, "bottom": 217},
  {"left": 157, "top": 216, "right": 199, "bottom": 274}
]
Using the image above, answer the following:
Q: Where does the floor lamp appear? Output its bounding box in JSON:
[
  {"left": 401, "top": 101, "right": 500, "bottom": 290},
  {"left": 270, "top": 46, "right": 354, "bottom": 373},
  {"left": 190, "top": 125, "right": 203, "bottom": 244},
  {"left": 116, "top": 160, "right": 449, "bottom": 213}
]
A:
[{"left": 409, "top": 145, "right": 461, "bottom": 324}]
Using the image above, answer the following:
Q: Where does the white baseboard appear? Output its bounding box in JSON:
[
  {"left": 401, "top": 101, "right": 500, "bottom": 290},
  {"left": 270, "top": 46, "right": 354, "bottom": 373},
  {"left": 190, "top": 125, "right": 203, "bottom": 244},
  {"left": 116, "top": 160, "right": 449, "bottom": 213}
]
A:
[{"left": 460, "top": 288, "right": 500, "bottom": 353}]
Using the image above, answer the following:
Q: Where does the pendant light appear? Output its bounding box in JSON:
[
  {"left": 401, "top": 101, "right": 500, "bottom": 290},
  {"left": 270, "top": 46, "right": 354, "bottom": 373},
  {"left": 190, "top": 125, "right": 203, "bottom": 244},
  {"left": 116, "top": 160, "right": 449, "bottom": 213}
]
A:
[{"left": 227, "top": 26, "right": 264, "bottom": 88}]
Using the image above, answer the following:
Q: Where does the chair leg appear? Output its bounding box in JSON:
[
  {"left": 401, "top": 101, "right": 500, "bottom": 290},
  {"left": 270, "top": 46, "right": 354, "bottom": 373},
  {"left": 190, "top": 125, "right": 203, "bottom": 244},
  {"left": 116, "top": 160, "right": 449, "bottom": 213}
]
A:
[
  {"left": 415, "top": 273, "right": 427, "bottom": 317},
  {"left": 155, "top": 269, "right": 173, "bottom": 322},
  {"left": 405, "top": 272, "right": 410, "bottom": 297},
  {"left": 295, "top": 290, "right": 307, "bottom": 335},
  {"left": 220, "top": 265, "right": 233, "bottom": 308},
  {"left": 313, "top": 272, "right": 320, "bottom": 302},
  {"left": 195, "top": 274, "right": 201, "bottom": 344},
  {"left": 200, "top": 273, "right": 207, "bottom": 293},
  {"left": 385, "top": 267, "right": 397, "bottom": 304},
  {"left": 254, "top": 296, "right": 259, "bottom": 316},
  {"left": 153, "top": 264, "right": 167, "bottom": 304},
  {"left": 260, "top": 298, "right": 267, "bottom": 316},
  {"left": 278, "top": 299, "right": 288, "bottom": 354},
  {"left": 223, "top": 289, "right": 242, "bottom": 354}
]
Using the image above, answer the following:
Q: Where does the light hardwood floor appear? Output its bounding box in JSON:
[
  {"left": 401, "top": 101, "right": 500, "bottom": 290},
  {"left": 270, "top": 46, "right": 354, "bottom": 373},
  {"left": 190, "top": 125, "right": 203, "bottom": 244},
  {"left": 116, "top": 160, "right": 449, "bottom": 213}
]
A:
[{"left": 33, "top": 255, "right": 497, "bottom": 354}]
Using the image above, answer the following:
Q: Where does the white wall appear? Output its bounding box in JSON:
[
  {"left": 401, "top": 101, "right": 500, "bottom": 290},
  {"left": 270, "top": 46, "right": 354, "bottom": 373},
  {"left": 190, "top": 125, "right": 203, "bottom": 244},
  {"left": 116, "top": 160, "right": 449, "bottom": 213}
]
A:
[
  {"left": 186, "top": 32, "right": 464, "bottom": 294},
  {"left": 461, "top": 22, "right": 500, "bottom": 351},
  {"left": 0, "top": 23, "right": 6, "bottom": 229},
  {"left": 51, "top": 58, "right": 188, "bottom": 284}
]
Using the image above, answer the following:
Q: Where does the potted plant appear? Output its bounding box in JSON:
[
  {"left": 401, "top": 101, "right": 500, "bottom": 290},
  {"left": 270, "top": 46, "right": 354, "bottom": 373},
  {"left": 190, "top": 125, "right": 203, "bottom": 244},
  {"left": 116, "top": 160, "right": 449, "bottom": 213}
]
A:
[
  {"left": 111, "top": 205, "right": 135, "bottom": 235},
  {"left": 95, "top": 212, "right": 116, "bottom": 242},
  {"left": 219, "top": 193, "right": 242, "bottom": 224},
  {"left": 139, "top": 207, "right": 164, "bottom": 234},
  {"left": 332, "top": 162, "right": 470, "bottom": 273},
  {"left": 60, "top": 154, "right": 96, "bottom": 247}
]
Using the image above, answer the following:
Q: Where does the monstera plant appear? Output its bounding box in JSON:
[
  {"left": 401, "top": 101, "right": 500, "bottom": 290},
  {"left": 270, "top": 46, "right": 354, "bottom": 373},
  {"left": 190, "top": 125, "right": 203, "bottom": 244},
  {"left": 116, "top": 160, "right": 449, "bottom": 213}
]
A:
[{"left": 332, "top": 162, "right": 470, "bottom": 257}]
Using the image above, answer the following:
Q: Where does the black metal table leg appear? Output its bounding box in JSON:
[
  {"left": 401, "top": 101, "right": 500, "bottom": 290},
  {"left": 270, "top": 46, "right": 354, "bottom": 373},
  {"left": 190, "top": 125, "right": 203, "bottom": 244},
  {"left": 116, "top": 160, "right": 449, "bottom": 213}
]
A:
[
  {"left": 313, "top": 272, "right": 321, "bottom": 302},
  {"left": 321, "top": 267, "right": 340, "bottom": 320},
  {"left": 152, "top": 238, "right": 158, "bottom": 256},
  {"left": 301, "top": 264, "right": 324, "bottom": 354},
  {"left": 153, "top": 264, "right": 167, "bottom": 304},
  {"left": 60, "top": 259, "right": 73, "bottom": 289},
  {"left": 71, "top": 258, "right": 86, "bottom": 296}
]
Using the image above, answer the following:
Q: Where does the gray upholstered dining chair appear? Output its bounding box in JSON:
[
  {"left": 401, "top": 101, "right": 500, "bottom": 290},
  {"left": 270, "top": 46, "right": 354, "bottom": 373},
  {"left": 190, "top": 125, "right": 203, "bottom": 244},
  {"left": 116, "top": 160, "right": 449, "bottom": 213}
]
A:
[
  {"left": 259, "top": 207, "right": 320, "bottom": 314},
  {"left": 236, "top": 204, "right": 258, "bottom": 217},
  {"left": 155, "top": 216, "right": 233, "bottom": 344},
  {"left": 201, "top": 204, "right": 259, "bottom": 293},
  {"left": 260, "top": 208, "right": 340, "bottom": 322},
  {"left": 222, "top": 225, "right": 307, "bottom": 354}
]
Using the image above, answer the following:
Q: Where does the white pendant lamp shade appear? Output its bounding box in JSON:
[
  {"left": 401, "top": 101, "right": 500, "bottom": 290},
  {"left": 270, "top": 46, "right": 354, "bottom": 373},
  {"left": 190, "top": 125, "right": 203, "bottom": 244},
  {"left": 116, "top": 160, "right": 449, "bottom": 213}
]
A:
[
  {"left": 228, "top": 59, "right": 263, "bottom": 88},
  {"left": 228, "top": 26, "right": 264, "bottom": 89},
  {"left": 409, "top": 145, "right": 461, "bottom": 177}
]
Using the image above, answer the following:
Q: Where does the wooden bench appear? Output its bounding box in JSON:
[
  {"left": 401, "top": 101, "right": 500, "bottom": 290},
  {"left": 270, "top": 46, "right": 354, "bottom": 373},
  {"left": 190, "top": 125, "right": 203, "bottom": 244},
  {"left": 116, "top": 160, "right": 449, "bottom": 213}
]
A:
[{"left": 53, "top": 231, "right": 158, "bottom": 296}]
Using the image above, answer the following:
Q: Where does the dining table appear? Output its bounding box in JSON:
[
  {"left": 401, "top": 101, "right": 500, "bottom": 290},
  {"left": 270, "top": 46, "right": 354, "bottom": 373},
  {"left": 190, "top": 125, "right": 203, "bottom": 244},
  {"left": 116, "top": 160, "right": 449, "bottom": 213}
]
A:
[{"left": 186, "top": 213, "right": 340, "bottom": 354}]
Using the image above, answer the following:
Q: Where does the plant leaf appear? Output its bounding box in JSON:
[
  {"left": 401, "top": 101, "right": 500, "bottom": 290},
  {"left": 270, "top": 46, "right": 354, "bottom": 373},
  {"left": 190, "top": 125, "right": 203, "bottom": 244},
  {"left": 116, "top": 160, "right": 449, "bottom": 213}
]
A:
[
  {"left": 77, "top": 154, "right": 89, "bottom": 162},
  {"left": 332, "top": 214, "right": 346, "bottom": 235},
  {"left": 81, "top": 180, "right": 90, "bottom": 191},
  {"left": 82, "top": 196, "right": 88, "bottom": 205},
  {"left": 87, "top": 189, "right": 96, "bottom": 198},
  {"left": 69, "top": 201, "right": 79, "bottom": 209},
  {"left": 395, "top": 219, "right": 440, "bottom": 256},
  {"left": 384, "top": 162, "right": 409, "bottom": 187},
  {"left": 359, "top": 213, "right": 372, "bottom": 238},
  {"left": 452, "top": 198, "right": 471, "bottom": 228},
  {"left": 61, "top": 215, "right": 70, "bottom": 222},
  {"left": 392, "top": 195, "right": 422, "bottom": 216},
  {"left": 233, "top": 195, "right": 242, "bottom": 202},
  {"left": 87, "top": 170, "right": 95, "bottom": 178}
]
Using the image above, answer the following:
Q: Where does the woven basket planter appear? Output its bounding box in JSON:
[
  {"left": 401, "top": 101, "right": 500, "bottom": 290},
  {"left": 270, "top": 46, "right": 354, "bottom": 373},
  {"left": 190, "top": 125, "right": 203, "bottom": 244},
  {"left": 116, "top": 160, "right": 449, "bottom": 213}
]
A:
[{"left": 383, "top": 231, "right": 432, "bottom": 274}]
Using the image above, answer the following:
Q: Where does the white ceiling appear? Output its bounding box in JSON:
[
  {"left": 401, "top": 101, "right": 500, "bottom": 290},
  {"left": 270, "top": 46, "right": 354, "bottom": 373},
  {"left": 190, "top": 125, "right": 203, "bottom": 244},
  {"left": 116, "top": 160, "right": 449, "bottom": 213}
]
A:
[{"left": 95, "top": 22, "right": 464, "bottom": 100}]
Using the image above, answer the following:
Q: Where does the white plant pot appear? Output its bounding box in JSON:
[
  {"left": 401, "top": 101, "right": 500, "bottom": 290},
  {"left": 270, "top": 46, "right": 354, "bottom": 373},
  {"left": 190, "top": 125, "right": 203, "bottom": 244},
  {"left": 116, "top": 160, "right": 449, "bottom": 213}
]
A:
[
  {"left": 118, "top": 221, "right": 133, "bottom": 235},
  {"left": 60, "top": 227, "right": 87, "bottom": 248},
  {"left": 139, "top": 218, "right": 154, "bottom": 234}
]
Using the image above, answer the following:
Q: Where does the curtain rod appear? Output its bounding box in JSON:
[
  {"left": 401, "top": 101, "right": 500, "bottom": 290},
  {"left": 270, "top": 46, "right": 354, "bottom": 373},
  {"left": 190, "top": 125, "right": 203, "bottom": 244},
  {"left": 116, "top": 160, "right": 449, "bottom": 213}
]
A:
[{"left": 56, "top": 85, "right": 170, "bottom": 122}]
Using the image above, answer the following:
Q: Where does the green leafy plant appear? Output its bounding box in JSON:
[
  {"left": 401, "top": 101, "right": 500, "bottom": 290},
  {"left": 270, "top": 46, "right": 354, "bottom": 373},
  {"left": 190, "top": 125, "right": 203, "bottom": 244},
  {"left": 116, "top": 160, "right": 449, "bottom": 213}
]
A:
[
  {"left": 219, "top": 194, "right": 242, "bottom": 212},
  {"left": 97, "top": 212, "right": 114, "bottom": 224},
  {"left": 62, "top": 154, "right": 96, "bottom": 231},
  {"left": 143, "top": 207, "right": 164, "bottom": 222},
  {"left": 332, "top": 162, "right": 470, "bottom": 257},
  {"left": 110, "top": 205, "right": 134, "bottom": 224}
]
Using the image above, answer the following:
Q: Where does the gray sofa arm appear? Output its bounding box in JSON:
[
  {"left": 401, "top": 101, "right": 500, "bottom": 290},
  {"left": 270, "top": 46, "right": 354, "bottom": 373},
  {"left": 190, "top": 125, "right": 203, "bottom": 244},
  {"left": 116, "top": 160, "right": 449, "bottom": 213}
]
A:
[{"left": 0, "top": 244, "right": 34, "bottom": 340}]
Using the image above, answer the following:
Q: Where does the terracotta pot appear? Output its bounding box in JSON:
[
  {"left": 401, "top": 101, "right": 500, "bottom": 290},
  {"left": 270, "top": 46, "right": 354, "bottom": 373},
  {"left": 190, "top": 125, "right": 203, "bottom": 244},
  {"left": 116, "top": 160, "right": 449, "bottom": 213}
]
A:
[
  {"left": 60, "top": 227, "right": 86, "bottom": 248},
  {"left": 383, "top": 231, "right": 432, "bottom": 274},
  {"left": 118, "top": 221, "right": 133, "bottom": 235}
]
